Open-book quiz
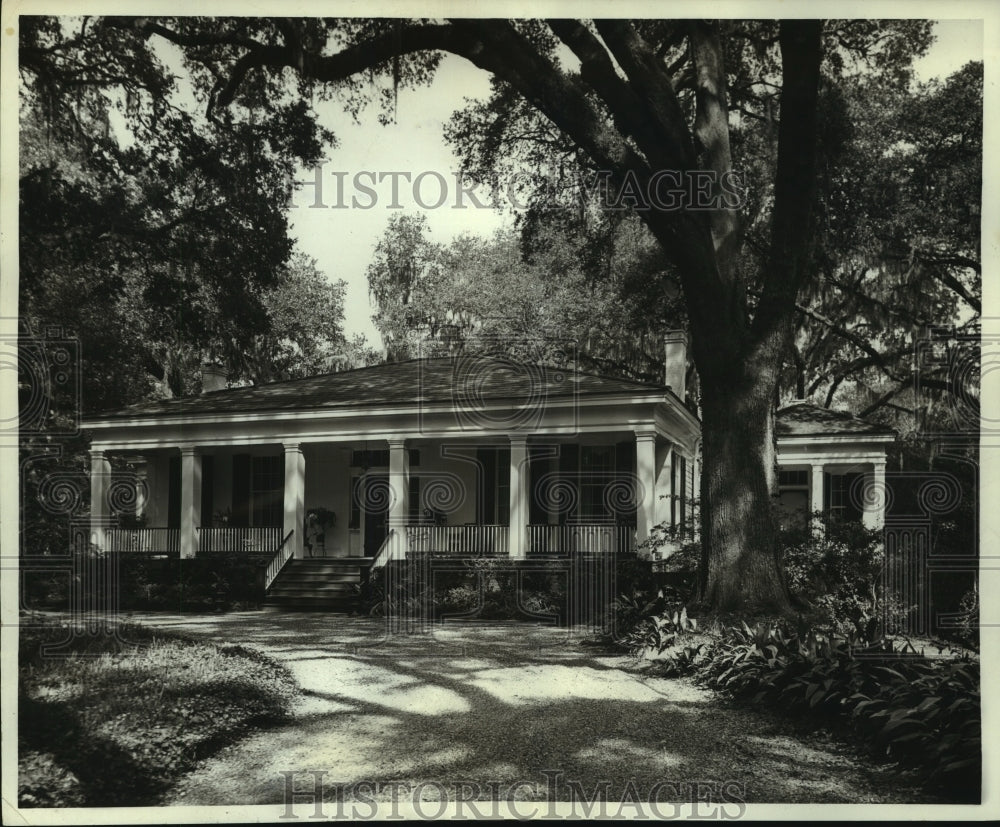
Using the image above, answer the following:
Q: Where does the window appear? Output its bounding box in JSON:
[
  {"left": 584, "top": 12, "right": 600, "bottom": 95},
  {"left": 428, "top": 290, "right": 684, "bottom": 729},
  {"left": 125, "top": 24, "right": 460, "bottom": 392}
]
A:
[
  {"left": 777, "top": 467, "right": 810, "bottom": 530},
  {"left": 251, "top": 455, "right": 283, "bottom": 527},
  {"left": 477, "top": 447, "right": 510, "bottom": 524},
  {"left": 826, "top": 472, "right": 863, "bottom": 523},
  {"left": 580, "top": 445, "right": 615, "bottom": 521},
  {"left": 778, "top": 470, "right": 808, "bottom": 488}
]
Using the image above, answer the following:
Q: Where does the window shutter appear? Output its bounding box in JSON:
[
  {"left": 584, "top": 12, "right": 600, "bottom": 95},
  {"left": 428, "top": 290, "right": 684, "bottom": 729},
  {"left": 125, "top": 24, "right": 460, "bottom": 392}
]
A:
[
  {"left": 167, "top": 455, "right": 181, "bottom": 529},
  {"left": 477, "top": 447, "right": 496, "bottom": 524},
  {"left": 557, "top": 443, "right": 579, "bottom": 525},
  {"left": 615, "top": 441, "right": 636, "bottom": 525},
  {"left": 200, "top": 455, "right": 214, "bottom": 527},
  {"left": 528, "top": 446, "right": 550, "bottom": 525},
  {"left": 232, "top": 454, "right": 251, "bottom": 527},
  {"left": 844, "top": 473, "right": 864, "bottom": 523}
]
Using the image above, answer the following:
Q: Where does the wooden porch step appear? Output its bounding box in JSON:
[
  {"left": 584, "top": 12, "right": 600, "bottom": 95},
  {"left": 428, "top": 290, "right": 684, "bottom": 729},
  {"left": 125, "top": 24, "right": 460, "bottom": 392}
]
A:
[
  {"left": 263, "top": 596, "right": 360, "bottom": 612},
  {"left": 264, "top": 557, "right": 372, "bottom": 611}
]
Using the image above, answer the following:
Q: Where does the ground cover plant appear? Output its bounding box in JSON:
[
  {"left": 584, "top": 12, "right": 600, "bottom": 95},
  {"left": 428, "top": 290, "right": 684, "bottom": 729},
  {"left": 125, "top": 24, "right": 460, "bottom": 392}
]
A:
[
  {"left": 619, "top": 613, "right": 980, "bottom": 802},
  {"left": 617, "top": 513, "right": 980, "bottom": 802},
  {"left": 18, "top": 616, "right": 299, "bottom": 807}
]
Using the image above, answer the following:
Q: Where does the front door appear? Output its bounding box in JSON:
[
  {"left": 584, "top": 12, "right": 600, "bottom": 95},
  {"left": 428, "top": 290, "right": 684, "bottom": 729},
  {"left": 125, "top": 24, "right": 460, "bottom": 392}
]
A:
[{"left": 363, "top": 473, "right": 389, "bottom": 557}]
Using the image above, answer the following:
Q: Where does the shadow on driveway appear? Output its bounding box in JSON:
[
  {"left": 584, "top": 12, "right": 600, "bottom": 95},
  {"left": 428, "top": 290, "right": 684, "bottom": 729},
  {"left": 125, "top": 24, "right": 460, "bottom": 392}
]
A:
[{"left": 121, "top": 611, "right": 930, "bottom": 808}]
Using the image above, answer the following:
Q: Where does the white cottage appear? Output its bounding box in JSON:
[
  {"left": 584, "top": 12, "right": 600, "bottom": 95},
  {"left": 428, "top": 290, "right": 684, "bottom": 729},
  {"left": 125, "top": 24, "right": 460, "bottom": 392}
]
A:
[{"left": 82, "top": 342, "right": 893, "bottom": 604}]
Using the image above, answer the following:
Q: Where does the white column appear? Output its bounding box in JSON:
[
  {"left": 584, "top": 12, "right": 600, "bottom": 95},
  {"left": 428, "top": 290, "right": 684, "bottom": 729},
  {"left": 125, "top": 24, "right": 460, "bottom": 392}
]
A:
[
  {"left": 864, "top": 461, "right": 887, "bottom": 529},
  {"left": 810, "top": 463, "right": 825, "bottom": 530},
  {"left": 179, "top": 447, "right": 202, "bottom": 558},
  {"left": 509, "top": 436, "right": 529, "bottom": 559},
  {"left": 388, "top": 439, "right": 409, "bottom": 560},
  {"left": 635, "top": 431, "right": 657, "bottom": 556},
  {"left": 89, "top": 449, "right": 111, "bottom": 551},
  {"left": 283, "top": 443, "right": 306, "bottom": 559},
  {"left": 132, "top": 456, "right": 148, "bottom": 520}
]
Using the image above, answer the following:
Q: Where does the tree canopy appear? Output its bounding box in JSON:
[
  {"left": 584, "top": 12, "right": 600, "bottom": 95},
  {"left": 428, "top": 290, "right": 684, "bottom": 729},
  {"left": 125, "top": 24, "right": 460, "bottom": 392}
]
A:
[{"left": 16, "top": 15, "right": 979, "bottom": 613}]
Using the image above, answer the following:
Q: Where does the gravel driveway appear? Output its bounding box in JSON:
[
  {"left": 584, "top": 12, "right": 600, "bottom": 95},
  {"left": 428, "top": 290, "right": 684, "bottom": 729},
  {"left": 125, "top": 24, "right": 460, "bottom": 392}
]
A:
[{"left": 121, "top": 611, "right": 931, "bottom": 810}]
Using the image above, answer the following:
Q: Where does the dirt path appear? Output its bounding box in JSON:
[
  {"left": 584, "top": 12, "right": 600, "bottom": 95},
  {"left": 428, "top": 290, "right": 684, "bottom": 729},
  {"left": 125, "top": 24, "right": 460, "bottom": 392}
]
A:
[{"left": 122, "top": 612, "right": 931, "bottom": 810}]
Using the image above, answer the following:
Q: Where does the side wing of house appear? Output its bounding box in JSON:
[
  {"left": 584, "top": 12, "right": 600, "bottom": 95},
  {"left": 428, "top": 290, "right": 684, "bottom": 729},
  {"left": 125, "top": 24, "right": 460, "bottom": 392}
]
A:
[{"left": 775, "top": 403, "right": 894, "bottom": 530}]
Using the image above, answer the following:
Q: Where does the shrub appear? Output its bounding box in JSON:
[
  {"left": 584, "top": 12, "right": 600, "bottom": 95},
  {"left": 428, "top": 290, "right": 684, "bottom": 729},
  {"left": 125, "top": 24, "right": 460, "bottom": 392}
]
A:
[
  {"left": 362, "top": 557, "right": 593, "bottom": 623},
  {"left": 660, "top": 619, "right": 980, "bottom": 801},
  {"left": 952, "top": 586, "right": 979, "bottom": 651},
  {"left": 779, "top": 517, "right": 904, "bottom": 642},
  {"left": 21, "top": 554, "right": 270, "bottom": 613}
]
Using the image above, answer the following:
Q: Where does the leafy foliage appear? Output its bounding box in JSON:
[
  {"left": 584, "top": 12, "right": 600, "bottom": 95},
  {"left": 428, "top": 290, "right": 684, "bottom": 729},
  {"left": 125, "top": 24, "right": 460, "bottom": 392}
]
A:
[
  {"left": 18, "top": 619, "right": 298, "bottom": 806},
  {"left": 780, "top": 517, "right": 906, "bottom": 641},
  {"left": 366, "top": 212, "right": 684, "bottom": 388},
  {"left": 21, "top": 555, "right": 271, "bottom": 613},
  {"left": 658, "top": 620, "right": 979, "bottom": 801}
]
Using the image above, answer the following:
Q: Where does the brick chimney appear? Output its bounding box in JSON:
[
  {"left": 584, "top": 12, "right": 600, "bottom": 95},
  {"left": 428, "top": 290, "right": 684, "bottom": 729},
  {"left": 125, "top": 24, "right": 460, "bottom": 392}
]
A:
[
  {"left": 201, "top": 361, "right": 228, "bottom": 394},
  {"left": 663, "top": 330, "right": 687, "bottom": 399}
]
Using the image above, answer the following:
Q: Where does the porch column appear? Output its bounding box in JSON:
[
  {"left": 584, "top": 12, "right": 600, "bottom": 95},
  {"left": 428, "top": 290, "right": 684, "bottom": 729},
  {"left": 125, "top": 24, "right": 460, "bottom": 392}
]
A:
[
  {"left": 810, "top": 463, "right": 825, "bottom": 531},
  {"left": 635, "top": 430, "right": 657, "bottom": 556},
  {"left": 388, "top": 438, "right": 409, "bottom": 560},
  {"left": 283, "top": 443, "right": 306, "bottom": 559},
  {"left": 509, "top": 436, "right": 528, "bottom": 559},
  {"left": 89, "top": 449, "right": 111, "bottom": 551},
  {"left": 132, "top": 456, "right": 148, "bottom": 520},
  {"left": 864, "top": 461, "right": 887, "bottom": 530},
  {"left": 179, "top": 447, "right": 202, "bottom": 558}
]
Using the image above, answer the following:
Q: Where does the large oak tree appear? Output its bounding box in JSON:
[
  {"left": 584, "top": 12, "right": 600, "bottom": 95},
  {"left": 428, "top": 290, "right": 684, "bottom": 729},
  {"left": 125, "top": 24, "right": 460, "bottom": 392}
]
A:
[{"left": 24, "top": 16, "right": 942, "bottom": 612}]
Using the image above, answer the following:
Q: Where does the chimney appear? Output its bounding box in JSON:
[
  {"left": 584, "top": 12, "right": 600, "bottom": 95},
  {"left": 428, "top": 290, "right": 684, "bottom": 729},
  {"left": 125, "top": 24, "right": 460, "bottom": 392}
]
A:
[
  {"left": 201, "top": 361, "right": 228, "bottom": 394},
  {"left": 663, "top": 330, "right": 687, "bottom": 400}
]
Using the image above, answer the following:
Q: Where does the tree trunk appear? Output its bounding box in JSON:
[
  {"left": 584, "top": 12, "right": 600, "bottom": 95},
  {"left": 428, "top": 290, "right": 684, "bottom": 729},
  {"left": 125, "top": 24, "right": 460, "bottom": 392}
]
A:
[{"left": 697, "top": 370, "right": 791, "bottom": 614}]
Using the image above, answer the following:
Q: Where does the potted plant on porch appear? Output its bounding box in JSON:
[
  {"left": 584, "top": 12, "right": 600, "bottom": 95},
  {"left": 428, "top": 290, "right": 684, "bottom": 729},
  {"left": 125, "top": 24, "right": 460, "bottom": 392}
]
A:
[{"left": 304, "top": 507, "right": 336, "bottom": 558}]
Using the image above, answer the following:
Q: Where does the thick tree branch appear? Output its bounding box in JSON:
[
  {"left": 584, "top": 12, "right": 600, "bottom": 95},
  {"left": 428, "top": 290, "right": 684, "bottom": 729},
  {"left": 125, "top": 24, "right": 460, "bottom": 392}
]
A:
[
  {"left": 591, "top": 20, "right": 697, "bottom": 169},
  {"left": 545, "top": 20, "right": 674, "bottom": 169}
]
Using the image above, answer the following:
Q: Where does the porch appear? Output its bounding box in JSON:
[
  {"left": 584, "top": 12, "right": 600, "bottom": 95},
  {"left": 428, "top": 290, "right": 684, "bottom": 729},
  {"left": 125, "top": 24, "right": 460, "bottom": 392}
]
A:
[
  {"left": 100, "top": 522, "right": 639, "bottom": 557},
  {"left": 89, "top": 432, "right": 690, "bottom": 569}
]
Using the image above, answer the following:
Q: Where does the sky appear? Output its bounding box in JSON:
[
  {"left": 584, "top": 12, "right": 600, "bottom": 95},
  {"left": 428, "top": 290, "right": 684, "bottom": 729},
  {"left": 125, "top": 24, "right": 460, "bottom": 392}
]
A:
[{"left": 286, "top": 19, "right": 985, "bottom": 349}]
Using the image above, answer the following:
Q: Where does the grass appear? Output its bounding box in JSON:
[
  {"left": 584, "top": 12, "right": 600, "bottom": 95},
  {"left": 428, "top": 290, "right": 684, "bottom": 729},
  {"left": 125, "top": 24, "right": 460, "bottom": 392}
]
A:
[{"left": 18, "top": 615, "right": 299, "bottom": 807}]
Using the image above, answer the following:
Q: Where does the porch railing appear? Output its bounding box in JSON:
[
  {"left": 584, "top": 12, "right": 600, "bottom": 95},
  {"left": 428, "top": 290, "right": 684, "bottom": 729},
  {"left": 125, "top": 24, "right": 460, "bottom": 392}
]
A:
[
  {"left": 264, "top": 530, "right": 296, "bottom": 590},
  {"left": 198, "top": 526, "right": 283, "bottom": 553},
  {"left": 405, "top": 524, "right": 509, "bottom": 555},
  {"left": 104, "top": 527, "right": 179, "bottom": 554},
  {"left": 370, "top": 529, "right": 396, "bottom": 572},
  {"left": 527, "top": 524, "right": 635, "bottom": 555}
]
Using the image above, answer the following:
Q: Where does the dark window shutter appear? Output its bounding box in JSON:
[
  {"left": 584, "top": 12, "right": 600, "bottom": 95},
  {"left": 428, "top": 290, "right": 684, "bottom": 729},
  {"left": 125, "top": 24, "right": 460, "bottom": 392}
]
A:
[
  {"left": 497, "top": 447, "right": 511, "bottom": 525},
  {"left": 557, "top": 443, "right": 579, "bottom": 525},
  {"left": 167, "top": 455, "right": 181, "bottom": 529},
  {"left": 615, "top": 441, "right": 636, "bottom": 525},
  {"left": 844, "top": 472, "right": 863, "bottom": 523},
  {"left": 477, "top": 447, "right": 496, "bottom": 524},
  {"left": 200, "top": 455, "right": 214, "bottom": 527},
  {"left": 232, "top": 454, "right": 251, "bottom": 527},
  {"left": 409, "top": 476, "right": 421, "bottom": 522},
  {"left": 528, "top": 446, "right": 550, "bottom": 525},
  {"left": 823, "top": 472, "right": 832, "bottom": 518}
]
